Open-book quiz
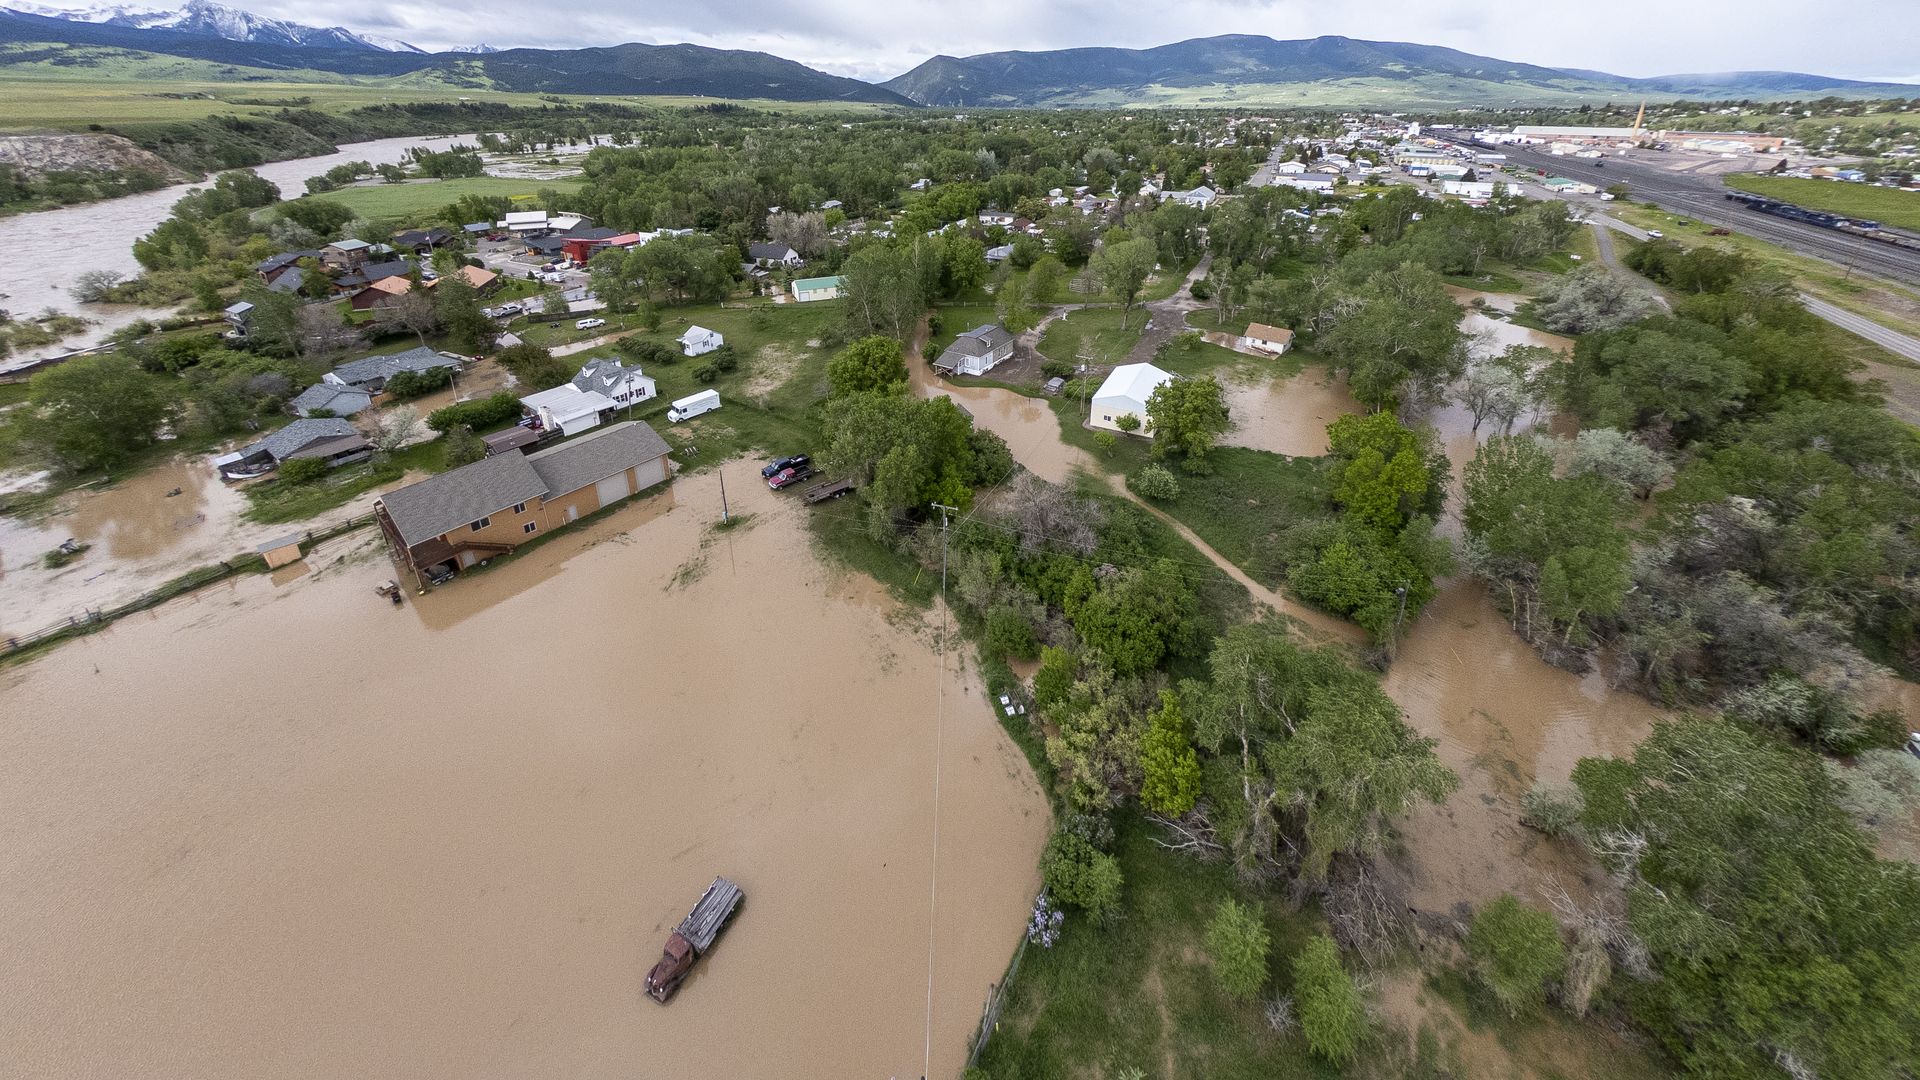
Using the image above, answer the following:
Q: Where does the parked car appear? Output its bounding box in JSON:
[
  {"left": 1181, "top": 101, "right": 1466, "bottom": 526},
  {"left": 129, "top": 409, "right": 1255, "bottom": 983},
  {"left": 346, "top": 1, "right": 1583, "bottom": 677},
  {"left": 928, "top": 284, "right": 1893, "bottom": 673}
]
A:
[
  {"left": 575, "top": 317, "right": 607, "bottom": 330},
  {"left": 768, "top": 465, "right": 814, "bottom": 490},
  {"left": 1645, "top": 229, "right": 1664, "bottom": 239},
  {"left": 761, "top": 455, "right": 811, "bottom": 478}
]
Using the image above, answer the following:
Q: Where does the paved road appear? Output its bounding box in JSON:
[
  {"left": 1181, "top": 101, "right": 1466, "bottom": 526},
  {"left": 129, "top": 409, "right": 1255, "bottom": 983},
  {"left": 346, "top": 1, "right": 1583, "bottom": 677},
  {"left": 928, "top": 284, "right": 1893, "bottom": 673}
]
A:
[{"left": 1799, "top": 294, "right": 1920, "bottom": 365}]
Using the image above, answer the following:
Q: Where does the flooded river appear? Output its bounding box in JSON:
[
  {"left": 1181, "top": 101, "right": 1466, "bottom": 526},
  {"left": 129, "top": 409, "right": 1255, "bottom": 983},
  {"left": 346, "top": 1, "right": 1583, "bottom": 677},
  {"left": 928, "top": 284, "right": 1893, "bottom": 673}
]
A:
[
  {"left": 0, "top": 468, "right": 1049, "bottom": 1079},
  {"left": 0, "top": 135, "right": 473, "bottom": 367}
]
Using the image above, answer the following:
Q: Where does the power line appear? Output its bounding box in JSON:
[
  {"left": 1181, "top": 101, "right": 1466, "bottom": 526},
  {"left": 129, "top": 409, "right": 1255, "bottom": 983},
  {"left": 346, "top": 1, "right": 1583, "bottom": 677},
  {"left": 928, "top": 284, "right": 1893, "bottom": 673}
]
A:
[{"left": 922, "top": 500, "right": 962, "bottom": 1080}]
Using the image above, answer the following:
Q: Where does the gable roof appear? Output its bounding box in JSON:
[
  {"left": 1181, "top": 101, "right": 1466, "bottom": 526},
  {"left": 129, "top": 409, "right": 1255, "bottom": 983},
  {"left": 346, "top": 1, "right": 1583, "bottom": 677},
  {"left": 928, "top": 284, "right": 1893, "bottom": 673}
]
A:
[
  {"left": 361, "top": 260, "right": 412, "bottom": 283},
  {"left": 748, "top": 242, "right": 798, "bottom": 260},
  {"left": 525, "top": 421, "right": 671, "bottom": 498},
  {"left": 1093, "top": 363, "right": 1173, "bottom": 406},
  {"left": 573, "top": 357, "right": 645, "bottom": 397},
  {"left": 325, "top": 239, "right": 371, "bottom": 253},
  {"left": 244, "top": 417, "right": 362, "bottom": 462},
  {"left": 678, "top": 325, "right": 720, "bottom": 344},
  {"left": 330, "top": 347, "right": 461, "bottom": 388},
  {"left": 1244, "top": 323, "right": 1293, "bottom": 344},
  {"left": 356, "top": 277, "right": 413, "bottom": 299},
  {"left": 258, "top": 250, "right": 318, "bottom": 274},
  {"left": 290, "top": 383, "right": 372, "bottom": 417},
  {"left": 266, "top": 267, "right": 305, "bottom": 294},
  {"left": 948, "top": 324, "right": 1013, "bottom": 355},
  {"left": 379, "top": 452, "right": 550, "bottom": 549}
]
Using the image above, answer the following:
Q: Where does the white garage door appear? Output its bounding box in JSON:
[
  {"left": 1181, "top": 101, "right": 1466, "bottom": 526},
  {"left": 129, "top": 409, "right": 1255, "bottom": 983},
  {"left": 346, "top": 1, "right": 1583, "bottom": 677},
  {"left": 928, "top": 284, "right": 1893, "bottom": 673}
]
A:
[
  {"left": 595, "top": 471, "right": 632, "bottom": 507},
  {"left": 634, "top": 456, "right": 667, "bottom": 491}
]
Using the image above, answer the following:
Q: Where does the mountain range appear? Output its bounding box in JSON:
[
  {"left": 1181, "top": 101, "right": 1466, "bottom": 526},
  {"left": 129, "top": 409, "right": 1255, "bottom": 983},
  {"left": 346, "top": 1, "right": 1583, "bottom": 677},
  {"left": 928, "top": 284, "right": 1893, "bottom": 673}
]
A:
[{"left": 0, "top": 3, "right": 1914, "bottom": 109}]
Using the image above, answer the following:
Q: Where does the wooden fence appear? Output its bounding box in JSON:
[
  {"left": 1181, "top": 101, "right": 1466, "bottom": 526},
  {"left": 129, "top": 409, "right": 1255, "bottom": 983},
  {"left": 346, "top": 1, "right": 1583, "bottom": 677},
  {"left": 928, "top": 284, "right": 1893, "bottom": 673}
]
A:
[
  {"left": 1, "top": 513, "right": 377, "bottom": 659},
  {"left": 965, "top": 915, "right": 1036, "bottom": 1070}
]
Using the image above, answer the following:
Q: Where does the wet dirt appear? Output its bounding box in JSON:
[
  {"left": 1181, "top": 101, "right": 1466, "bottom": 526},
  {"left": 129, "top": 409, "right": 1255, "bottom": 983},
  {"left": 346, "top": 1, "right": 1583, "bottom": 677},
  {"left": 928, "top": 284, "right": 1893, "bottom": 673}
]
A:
[
  {"left": 1219, "top": 364, "right": 1362, "bottom": 458},
  {"left": 0, "top": 466, "right": 1050, "bottom": 1080}
]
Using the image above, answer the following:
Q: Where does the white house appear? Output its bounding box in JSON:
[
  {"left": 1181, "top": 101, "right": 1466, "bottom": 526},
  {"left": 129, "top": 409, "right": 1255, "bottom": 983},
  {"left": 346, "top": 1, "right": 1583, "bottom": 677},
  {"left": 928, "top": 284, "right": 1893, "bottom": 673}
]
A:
[
  {"left": 933, "top": 324, "right": 1015, "bottom": 377},
  {"left": 790, "top": 275, "right": 847, "bottom": 302},
  {"left": 678, "top": 325, "right": 724, "bottom": 357},
  {"left": 1243, "top": 322, "right": 1294, "bottom": 355},
  {"left": 978, "top": 210, "right": 1017, "bottom": 228},
  {"left": 747, "top": 242, "right": 804, "bottom": 269},
  {"left": 517, "top": 358, "right": 657, "bottom": 437},
  {"left": 1442, "top": 180, "right": 1497, "bottom": 199},
  {"left": 1162, "top": 185, "right": 1217, "bottom": 209},
  {"left": 1272, "top": 161, "right": 1308, "bottom": 175},
  {"left": 1277, "top": 175, "right": 1334, "bottom": 193},
  {"left": 1090, "top": 363, "right": 1174, "bottom": 435}
]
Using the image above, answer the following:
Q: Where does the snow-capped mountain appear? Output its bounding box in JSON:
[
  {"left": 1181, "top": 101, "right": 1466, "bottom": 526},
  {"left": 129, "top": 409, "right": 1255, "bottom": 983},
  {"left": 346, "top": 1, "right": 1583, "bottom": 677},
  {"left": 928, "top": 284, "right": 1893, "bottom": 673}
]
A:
[
  {"left": 1, "top": 0, "right": 424, "bottom": 52},
  {"left": 448, "top": 43, "right": 498, "bottom": 54}
]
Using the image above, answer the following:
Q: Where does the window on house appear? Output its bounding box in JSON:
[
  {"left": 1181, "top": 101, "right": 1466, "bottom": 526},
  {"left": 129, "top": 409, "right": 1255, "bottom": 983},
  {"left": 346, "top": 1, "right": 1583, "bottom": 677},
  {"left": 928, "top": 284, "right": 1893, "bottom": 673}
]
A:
[
  {"left": 512, "top": 502, "right": 526, "bottom": 514},
  {"left": 470, "top": 516, "right": 490, "bottom": 531},
  {"left": 523, "top": 522, "right": 538, "bottom": 535}
]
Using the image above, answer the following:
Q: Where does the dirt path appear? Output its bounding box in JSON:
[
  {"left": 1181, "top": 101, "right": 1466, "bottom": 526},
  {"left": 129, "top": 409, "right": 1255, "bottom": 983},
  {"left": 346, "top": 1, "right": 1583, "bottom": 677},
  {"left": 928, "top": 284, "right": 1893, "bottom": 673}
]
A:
[{"left": 1120, "top": 254, "right": 1214, "bottom": 365}]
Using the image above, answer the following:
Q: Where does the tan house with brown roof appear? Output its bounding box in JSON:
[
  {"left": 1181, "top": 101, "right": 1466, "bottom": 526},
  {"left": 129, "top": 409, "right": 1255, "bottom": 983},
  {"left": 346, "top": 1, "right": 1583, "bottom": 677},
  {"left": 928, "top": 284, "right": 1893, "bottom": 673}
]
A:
[
  {"left": 374, "top": 421, "right": 672, "bottom": 587},
  {"left": 1243, "top": 323, "right": 1294, "bottom": 355}
]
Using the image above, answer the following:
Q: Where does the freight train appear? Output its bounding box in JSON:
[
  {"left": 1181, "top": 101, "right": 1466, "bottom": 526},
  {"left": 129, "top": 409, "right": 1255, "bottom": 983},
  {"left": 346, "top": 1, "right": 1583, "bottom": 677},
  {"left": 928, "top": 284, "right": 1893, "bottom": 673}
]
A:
[{"left": 1724, "top": 189, "right": 1920, "bottom": 253}]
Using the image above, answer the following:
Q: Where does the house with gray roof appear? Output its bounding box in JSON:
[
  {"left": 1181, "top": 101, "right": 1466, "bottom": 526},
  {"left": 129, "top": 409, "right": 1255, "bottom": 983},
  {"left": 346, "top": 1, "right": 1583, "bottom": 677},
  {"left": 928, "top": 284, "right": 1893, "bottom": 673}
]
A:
[
  {"left": 374, "top": 421, "right": 673, "bottom": 586},
  {"left": 324, "top": 347, "right": 466, "bottom": 396},
  {"left": 747, "top": 242, "right": 803, "bottom": 268},
  {"left": 290, "top": 382, "right": 374, "bottom": 418},
  {"left": 933, "top": 323, "right": 1016, "bottom": 377},
  {"left": 211, "top": 417, "right": 370, "bottom": 480}
]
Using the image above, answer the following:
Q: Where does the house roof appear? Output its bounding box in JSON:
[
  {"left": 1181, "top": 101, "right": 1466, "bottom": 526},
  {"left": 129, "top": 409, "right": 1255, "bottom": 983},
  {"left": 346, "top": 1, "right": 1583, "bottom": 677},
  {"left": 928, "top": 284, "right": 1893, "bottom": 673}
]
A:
[
  {"left": 1093, "top": 363, "right": 1173, "bottom": 406},
  {"left": 525, "top": 421, "right": 671, "bottom": 498},
  {"left": 954, "top": 324, "right": 1013, "bottom": 353},
  {"left": 573, "top": 357, "right": 646, "bottom": 397},
  {"left": 265, "top": 267, "right": 305, "bottom": 294},
  {"left": 678, "top": 325, "right": 719, "bottom": 344},
  {"left": 791, "top": 275, "right": 845, "bottom": 291},
  {"left": 243, "top": 417, "right": 362, "bottom": 462},
  {"left": 1244, "top": 323, "right": 1293, "bottom": 344},
  {"left": 747, "top": 242, "right": 797, "bottom": 260},
  {"left": 520, "top": 384, "right": 614, "bottom": 423},
  {"left": 224, "top": 301, "right": 254, "bottom": 317},
  {"left": 356, "top": 277, "right": 414, "bottom": 299},
  {"left": 326, "top": 239, "right": 371, "bottom": 253},
  {"left": 482, "top": 426, "right": 539, "bottom": 454},
  {"left": 424, "top": 265, "right": 496, "bottom": 291},
  {"left": 565, "top": 226, "right": 621, "bottom": 242},
  {"left": 290, "top": 383, "right": 372, "bottom": 417},
  {"left": 287, "top": 433, "right": 373, "bottom": 461},
  {"left": 379, "top": 452, "right": 550, "bottom": 548},
  {"left": 257, "top": 250, "right": 318, "bottom": 273},
  {"left": 463, "top": 221, "right": 492, "bottom": 234},
  {"left": 362, "top": 260, "right": 412, "bottom": 283},
  {"left": 330, "top": 347, "right": 461, "bottom": 389}
]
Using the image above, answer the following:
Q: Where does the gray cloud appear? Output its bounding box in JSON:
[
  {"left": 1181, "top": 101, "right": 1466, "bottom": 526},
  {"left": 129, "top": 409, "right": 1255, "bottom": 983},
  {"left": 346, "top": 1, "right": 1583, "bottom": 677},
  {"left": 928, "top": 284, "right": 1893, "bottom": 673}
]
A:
[{"left": 136, "top": 0, "right": 1920, "bottom": 82}]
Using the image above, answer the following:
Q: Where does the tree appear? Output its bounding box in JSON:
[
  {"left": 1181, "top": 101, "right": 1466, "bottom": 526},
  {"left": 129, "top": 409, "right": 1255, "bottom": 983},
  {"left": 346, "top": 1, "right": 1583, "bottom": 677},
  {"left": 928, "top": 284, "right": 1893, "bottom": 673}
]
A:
[
  {"left": 1455, "top": 346, "right": 1550, "bottom": 434},
  {"left": 294, "top": 303, "right": 361, "bottom": 361},
  {"left": 374, "top": 289, "right": 442, "bottom": 347},
  {"left": 1205, "top": 898, "right": 1271, "bottom": 1001},
  {"left": 1145, "top": 375, "right": 1229, "bottom": 471},
  {"left": 370, "top": 406, "right": 419, "bottom": 453},
  {"left": 1466, "top": 895, "right": 1565, "bottom": 1016},
  {"left": 1572, "top": 716, "right": 1920, "bottom": 1079},
  {"left": 1318, "top": 261, "right": 1466, "bottom": 410},
  {"left": 826, "top": 336, "right": 908, "bottom": 397},
  {"left": 1293, "top": 934, "right": 1364, "bottom": 1063},
  {"left": 71, "top": 269, "right": 123, "bottom": 303},
  {"left": 1532, "top": 266, "right": 1658, "bottom": 334},
  {"left": 1139, "top": 691, "right": 1201, "bottom": 815},
  {"left": 1564, "top": 428, "right": 1671, "bottom": 499},
  {"left": 1090, "top": 237, "right": 1157, "bottom": 325},
  {"left": 1039, "top": 830, "right": 1122, "bottom": 918},
  {"left": 17, "top": 354, "right": 174, "bottom": 472},
  {"left": 1560, "top": 321, "right": 1748, "bottom": 442},
  {"left": 1127, "top": 463, "right": 1180, "bottom": 502},
  {"left": 841, "top": 244, "right": 925, "bottom": 340},
  {"left": 442, "top": 423, "right": 486, "bottom": 467},
  {"left": 587, "top": 247, "right": 641, "bottom": 314},
  {"left": 433, "top": 274, "right": 494, "bottom": 352},
  {"left": 1325, "top": 412, "right": 1441, "bottom": 535}
]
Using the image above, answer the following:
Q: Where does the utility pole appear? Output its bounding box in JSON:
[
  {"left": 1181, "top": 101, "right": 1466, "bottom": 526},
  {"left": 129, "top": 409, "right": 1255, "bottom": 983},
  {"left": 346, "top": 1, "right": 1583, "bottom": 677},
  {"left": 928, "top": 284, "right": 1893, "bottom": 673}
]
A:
[
  {"left": 1075, "top": 350, "right": 1100, "bottom": 423},
  {"left": 932, "top": 502, "right": 961, "bottom": 598},
  {"left": 719, "top": 467, "right": 730, "bottom": 524}
]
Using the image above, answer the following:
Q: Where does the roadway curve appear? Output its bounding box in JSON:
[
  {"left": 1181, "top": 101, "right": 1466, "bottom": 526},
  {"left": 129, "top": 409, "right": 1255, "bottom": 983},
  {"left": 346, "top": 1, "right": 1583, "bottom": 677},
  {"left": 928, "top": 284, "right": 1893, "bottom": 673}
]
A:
[{"left": 1437, "top": 137, "right": 1920, "bottom": 286}]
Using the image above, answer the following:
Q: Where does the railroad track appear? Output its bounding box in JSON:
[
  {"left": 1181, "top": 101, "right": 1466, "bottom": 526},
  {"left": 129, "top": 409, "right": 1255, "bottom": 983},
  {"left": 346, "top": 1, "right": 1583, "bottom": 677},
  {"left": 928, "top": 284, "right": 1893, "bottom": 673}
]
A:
[{"left": 1435, "top": 137, "right": 1920, "bottom": 286}]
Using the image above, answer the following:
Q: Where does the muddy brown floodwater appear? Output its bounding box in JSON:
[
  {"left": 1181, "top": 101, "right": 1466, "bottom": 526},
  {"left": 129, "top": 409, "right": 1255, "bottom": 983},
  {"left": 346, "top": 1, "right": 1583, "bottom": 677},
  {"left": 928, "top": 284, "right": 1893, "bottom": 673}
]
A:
[
  {"left": 0, "top": 468, "right": 1049, "bottom": 1080},
  {"left": 1219, "top": 365, "right": 1363, "bottom": 458}
]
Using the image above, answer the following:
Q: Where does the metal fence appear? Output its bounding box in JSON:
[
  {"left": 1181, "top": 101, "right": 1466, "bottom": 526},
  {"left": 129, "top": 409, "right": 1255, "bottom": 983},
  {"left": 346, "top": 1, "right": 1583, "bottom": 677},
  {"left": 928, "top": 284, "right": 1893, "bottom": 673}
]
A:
[
  {"left": 2, "top": 513, "right": 377, "bottom": 658},
  {"left": 966, "top": 920, "right": 1035, "bottom": 1070}
]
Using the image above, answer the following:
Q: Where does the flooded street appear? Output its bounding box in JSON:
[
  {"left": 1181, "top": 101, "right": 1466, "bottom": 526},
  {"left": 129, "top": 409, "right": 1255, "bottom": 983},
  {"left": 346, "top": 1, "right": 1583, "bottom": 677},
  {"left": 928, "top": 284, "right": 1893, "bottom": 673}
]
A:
[
  {"left": 0, "top": 453, "right": 393, "bottom": 638},
  {"left": 0, "top": 135, "right": 473, "bottom": 368},
  {"left": 0, "top": 468, "right": 1049, "bottom": 1080}
]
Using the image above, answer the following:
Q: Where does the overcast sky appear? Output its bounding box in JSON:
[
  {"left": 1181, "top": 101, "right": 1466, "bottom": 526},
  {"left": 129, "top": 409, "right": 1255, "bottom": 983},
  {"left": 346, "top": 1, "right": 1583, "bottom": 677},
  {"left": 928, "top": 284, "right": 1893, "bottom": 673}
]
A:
[{"left": 84, "top": 0, "right": 1920, "bottom": 83}]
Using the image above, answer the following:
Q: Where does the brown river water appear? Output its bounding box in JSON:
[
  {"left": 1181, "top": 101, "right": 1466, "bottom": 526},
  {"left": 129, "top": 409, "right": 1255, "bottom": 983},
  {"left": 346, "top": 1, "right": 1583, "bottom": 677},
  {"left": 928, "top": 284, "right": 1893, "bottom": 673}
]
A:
[
  {"left": 0, "top": 468, "right": 1049, "bottom": 1079},
  {"left": 0, "top": 135, "right": 474, "bottom": 368}
]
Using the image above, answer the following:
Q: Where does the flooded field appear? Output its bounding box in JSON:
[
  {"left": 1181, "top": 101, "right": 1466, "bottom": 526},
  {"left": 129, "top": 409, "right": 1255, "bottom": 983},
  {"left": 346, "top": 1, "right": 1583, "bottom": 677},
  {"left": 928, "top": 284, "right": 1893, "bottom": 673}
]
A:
[
  {"left": 907, "top": 358, "right": 1096, "bottom": 487},
  {"left": 1219, "top": 364, "right": 1362, "bottom": 458},
  {"left": 0, "top": 469, "right": 1050, "bottom": 1080}
]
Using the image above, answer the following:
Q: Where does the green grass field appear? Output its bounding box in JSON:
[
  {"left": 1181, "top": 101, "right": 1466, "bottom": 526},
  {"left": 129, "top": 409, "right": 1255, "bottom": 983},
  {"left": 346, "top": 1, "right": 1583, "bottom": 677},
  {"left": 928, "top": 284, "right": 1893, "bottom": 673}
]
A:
[
  {"left": 1724, "top": 174, "right": 1920, "bottom": 232},
  {"left": 1038, "top": 306, "right": 1145, "bottom": 367},
  {"left": 301, "top": 177, "right": 583, "bottom": 219}
]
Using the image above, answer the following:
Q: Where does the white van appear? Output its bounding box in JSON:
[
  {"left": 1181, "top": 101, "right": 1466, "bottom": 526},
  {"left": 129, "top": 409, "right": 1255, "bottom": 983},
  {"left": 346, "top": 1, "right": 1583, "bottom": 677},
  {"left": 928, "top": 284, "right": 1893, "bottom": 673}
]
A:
[{"left": 667, "top": 389, "right": 721, "bottom": 423}]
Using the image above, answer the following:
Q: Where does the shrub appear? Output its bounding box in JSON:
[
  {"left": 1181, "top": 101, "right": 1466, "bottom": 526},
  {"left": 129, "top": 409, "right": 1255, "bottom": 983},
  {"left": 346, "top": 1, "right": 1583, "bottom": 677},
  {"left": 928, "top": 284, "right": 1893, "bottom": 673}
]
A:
[
  {"left": 1114, "top": 412, "right": 1142, "bottom": 433},
  {"left": 1127, "top": 463, "right": 1180, "bottom": 501},
  {"left": 1466, "top": 895, "right": 1565, "bottom": 1017},
  {"left": 1189, "top": 277, "right": 1213, "bottom": 300},
  {"left": 1205, "top": 898, "right": 1271, "bottom": 1001},
  {"left": 427, "top": 391, "right": 519, "bottom": 434},
  {"left": 1293, "top": 934, "right": 1364, "bottom": 1063},
  {"left": 382, "top": 365, "right": 454, "bottom": 400},
  {"left": 442, "top": 423, "right": 486, "bottom": 467},
  {"left": 1093, "top": 431, "right": 1117, "bottom": 455},
  {"left": 1040, "top": 830, "right": 1122, "bottom": 918},
  {"left": 1520, "top": 782, "right": 1584, "bottom": 837},
  {"left": 708, "top": 344, "right": 741, "bottom": 374},
  {"left": 1040, "top": 359, "right": 1075, "bottom": 379},
  {"left": 276, "top": 456, "right": 330, "bottom": 484},
  {"left": 985, "top": 605, "right": 1039, "bottom": 661},
  {"left": 694, "top": 363, "right": 720, "bottom": 383}
]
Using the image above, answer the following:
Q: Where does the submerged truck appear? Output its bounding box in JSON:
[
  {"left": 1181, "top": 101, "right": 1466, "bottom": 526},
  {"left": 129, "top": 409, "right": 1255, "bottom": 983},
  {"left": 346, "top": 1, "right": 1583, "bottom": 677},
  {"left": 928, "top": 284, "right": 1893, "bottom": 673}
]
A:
[{"left": 644, "top": 877, "right": 744, "bottom": 1003}]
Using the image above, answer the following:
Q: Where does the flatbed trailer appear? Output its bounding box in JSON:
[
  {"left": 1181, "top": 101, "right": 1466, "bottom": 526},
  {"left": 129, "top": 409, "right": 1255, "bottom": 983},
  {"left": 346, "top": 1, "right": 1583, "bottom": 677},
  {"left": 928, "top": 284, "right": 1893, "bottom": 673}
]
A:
[
  {"left": 644, "top": 877, "right": 743, "bottom": 1003},
  {"left": 803, "top": 478, "right": 857, "bottom": 504}
]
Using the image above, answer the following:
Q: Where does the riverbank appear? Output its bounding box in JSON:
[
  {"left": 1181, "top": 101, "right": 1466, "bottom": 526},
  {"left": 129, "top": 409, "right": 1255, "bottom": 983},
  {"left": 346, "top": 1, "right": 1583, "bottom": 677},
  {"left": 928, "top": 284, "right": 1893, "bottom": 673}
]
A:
[{"left": 0, "top": 468, "right": 1049, "bottom": 1080}]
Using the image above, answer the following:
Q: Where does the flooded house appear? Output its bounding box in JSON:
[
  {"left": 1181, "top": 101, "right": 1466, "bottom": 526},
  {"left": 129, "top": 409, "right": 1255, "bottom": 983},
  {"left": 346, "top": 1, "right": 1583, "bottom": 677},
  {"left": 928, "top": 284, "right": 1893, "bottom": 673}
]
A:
[
  {"left": 375, "top": 421, "right": 673, "bottom": 585},
  {"left": 212, "top": 418, "right": 371, "bottom": 480},
  {"left": 933, "top": 324, "right": 1016, "bottom": 377}
]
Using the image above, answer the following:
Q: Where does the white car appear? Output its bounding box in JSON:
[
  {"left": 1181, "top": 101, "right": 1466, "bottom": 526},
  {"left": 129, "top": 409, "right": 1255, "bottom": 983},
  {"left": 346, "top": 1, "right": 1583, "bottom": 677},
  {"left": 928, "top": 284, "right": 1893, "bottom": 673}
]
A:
[
  {"left": 575, "top": 317, "right": 607, "bottom": 331},
  {"left": 1646, "top": 229, "right": 1664, "bottom": 239}
]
